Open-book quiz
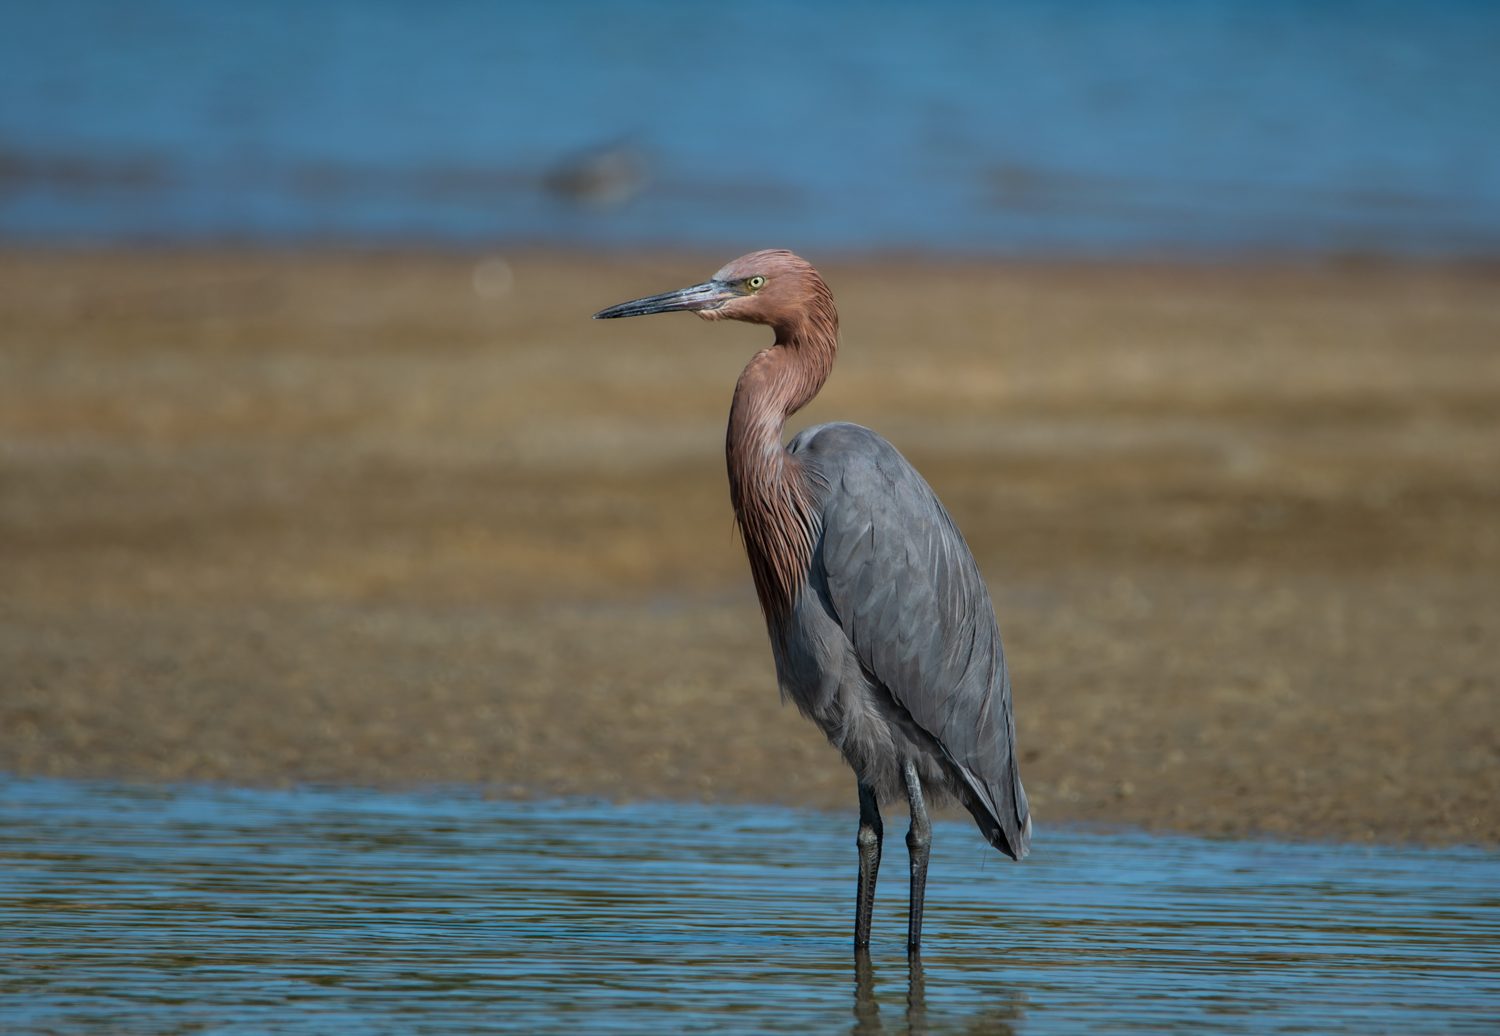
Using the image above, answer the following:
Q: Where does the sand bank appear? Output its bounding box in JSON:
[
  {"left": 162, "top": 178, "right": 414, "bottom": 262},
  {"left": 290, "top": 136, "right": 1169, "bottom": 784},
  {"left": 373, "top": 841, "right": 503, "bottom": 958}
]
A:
[{"left": 2, "top": 249, "right": 1496, "bottom": 846}]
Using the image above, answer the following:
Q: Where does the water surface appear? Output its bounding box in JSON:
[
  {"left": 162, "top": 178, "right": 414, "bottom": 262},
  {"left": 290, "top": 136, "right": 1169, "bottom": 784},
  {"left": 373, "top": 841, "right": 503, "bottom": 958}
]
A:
[
  {"left": 3, "top": 778, "right": 1497, "bottom": 1034},
  {"left": 2, "top": 2, "right": 1497, "bottom": 254}
]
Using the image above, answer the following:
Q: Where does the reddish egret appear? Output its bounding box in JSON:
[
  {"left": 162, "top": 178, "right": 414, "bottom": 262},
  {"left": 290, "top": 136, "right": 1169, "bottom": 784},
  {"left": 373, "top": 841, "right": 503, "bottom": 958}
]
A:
[{"left": 595, "top": 251, "right": 1029, "bottom": 952}]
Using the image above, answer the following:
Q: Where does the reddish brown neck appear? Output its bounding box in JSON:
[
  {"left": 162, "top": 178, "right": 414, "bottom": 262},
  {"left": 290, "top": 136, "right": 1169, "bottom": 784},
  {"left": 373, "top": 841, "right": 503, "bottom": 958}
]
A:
[{"left": 726, "top": 314, "right": 838, "bottom": 634}]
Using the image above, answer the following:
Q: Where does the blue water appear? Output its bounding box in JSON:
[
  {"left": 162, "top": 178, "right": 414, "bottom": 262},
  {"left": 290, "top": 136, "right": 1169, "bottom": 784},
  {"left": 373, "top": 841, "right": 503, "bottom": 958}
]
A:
[
  {"left": 3, "top": 778, "right": 1497, "bottom": 1034},
  {"left": 2, "top": 1, "right": 1498, "bottom": 254}
]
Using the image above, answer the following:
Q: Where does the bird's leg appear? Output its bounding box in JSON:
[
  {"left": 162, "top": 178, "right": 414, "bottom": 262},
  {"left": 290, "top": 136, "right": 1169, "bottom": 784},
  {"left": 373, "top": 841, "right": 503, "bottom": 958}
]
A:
[
  {"left": 903, "top": 760, "right": 932, "bottom": 954},
  {"left": 854, "top": 781, "right": 883, "bottom": 950}
]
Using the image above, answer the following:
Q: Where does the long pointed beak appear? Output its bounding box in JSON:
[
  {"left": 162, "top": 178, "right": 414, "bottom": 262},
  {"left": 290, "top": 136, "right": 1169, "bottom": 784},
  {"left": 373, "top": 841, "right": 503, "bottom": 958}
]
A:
[{"left": 593, "top": 280, "right": 737, "bottom": 319}]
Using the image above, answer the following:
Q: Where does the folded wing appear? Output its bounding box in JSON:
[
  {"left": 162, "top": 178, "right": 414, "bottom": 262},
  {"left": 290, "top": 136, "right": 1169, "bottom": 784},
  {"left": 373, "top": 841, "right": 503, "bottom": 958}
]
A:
[{"left": 792, "top": 423, "right": 1030, "bottom": 859}]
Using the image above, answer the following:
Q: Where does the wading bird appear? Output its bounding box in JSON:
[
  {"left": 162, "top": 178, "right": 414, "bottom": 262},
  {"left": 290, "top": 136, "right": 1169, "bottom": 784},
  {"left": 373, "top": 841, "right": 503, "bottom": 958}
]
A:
[{"left": 595, "top": 251, "right": 1029, "bottom": 952}]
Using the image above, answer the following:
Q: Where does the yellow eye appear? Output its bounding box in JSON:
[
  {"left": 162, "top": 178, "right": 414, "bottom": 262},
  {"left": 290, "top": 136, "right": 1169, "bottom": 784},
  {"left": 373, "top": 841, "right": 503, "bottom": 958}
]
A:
[{"left": 747, "top": 276, "right": 766, "bottom": 290}]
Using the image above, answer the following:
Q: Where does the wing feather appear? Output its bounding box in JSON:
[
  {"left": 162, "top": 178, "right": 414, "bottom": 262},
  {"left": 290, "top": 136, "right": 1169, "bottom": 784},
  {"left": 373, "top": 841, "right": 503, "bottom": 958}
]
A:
[{"left": 792, "top": 423, "right": 1030, "bottom": 858}]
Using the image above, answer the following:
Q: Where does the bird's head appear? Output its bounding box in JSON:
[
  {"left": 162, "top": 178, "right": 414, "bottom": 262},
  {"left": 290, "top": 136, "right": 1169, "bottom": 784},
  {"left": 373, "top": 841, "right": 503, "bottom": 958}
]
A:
[{"left": 593, "top": 250, "right": 834, "bottom": 340}]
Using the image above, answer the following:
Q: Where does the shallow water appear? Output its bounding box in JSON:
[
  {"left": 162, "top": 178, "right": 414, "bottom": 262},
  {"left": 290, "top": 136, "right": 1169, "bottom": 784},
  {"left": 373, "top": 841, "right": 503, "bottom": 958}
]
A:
[
  {"left": 2, "top": 2, "right": 1497, "bottom": 253},
  {"left": 2, "top": 779, "right": 1497, "bottom": 1034}
]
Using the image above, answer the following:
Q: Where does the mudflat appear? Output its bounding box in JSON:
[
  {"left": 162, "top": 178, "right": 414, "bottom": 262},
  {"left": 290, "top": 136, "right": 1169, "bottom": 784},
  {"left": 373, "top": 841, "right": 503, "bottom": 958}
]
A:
[{"left": 2, "top": 249, "right": 1496, "bottom": 847}]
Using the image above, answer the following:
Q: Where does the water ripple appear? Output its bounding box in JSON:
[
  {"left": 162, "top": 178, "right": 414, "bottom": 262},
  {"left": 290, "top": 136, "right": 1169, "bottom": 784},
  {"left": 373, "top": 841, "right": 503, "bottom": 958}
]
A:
[{"left": 2, "top": 778, "right": 1496, "bottom": 1034}]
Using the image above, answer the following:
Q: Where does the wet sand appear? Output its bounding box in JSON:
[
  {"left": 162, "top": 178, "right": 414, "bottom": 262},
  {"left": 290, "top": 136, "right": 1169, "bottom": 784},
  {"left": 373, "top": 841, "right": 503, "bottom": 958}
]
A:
[{"left": 2, "top": 249, "right": 1496, "bottom": 846}]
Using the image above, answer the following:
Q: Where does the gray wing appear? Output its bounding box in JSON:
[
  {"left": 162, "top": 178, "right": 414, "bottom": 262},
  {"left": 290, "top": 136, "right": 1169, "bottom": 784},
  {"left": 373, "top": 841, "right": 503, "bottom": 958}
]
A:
[{"left": 791, "top": 422, "right": 1030, "bottom": 859}]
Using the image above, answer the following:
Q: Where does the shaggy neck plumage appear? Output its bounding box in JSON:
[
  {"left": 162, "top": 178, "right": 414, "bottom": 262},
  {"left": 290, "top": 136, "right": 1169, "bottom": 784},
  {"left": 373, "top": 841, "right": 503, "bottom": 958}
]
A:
[{"left": 726, "top": 298, "right": 839, "bottom": 636}]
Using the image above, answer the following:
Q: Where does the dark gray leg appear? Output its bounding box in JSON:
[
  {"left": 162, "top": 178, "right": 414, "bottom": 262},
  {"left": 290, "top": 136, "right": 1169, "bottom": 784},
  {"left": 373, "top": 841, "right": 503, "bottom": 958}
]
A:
[
  {"left": 855, "top": 781, "right": 883, "bottom": 950},
  {"left": 903, "top": 760, "right": 932, "bottom": 954}
]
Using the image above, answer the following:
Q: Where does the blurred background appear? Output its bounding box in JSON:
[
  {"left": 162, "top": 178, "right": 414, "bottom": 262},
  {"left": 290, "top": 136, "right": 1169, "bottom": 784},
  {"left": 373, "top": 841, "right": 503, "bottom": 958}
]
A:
[
  {"left": 1, "top": 1, "right": 1496, "bottom": 845},
  {"left": 3, "top": 0, "right": 1498, "bottom": 254}
]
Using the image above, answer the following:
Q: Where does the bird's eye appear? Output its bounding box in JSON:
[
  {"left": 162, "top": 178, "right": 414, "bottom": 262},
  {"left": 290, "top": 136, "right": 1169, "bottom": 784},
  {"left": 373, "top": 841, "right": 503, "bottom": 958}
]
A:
[{"left": 747, "top": 276, "right": 766, "bottom": 291}]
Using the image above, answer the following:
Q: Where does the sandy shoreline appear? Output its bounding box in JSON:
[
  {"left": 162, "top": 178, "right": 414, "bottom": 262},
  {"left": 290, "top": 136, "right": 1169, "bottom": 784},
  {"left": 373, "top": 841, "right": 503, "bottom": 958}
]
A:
[{"left": 2, "top": 248, "right": 1496, "bottom": 846}]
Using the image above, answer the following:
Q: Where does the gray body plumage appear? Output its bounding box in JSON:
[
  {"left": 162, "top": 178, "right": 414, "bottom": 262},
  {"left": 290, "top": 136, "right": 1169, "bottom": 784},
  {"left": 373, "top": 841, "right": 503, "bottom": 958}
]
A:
[{"left": 777, "top": 422, "right": 1031, "bottom": 860}]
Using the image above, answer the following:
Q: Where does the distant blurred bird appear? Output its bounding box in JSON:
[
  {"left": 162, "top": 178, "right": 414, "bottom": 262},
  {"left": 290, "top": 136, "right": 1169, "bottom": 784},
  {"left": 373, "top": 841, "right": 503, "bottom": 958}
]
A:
[
  {"left": 545, "top": 142, "right": 648, "bottom": 207},
  {"left": 595, "top": 251, "right": 1029, "bottom": 953}
]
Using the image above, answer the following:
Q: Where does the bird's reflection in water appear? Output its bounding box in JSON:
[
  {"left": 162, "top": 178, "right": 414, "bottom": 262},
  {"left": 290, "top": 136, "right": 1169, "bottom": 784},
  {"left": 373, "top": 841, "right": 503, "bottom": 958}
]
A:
[
  {"left": 853, "top": 951, "right": 884, "bottom": 1034},
  {"left": 852, "top": 952, "right": 1021, "bottom": 1036},
  {"left": 906, "top": 953, "right": 929, "bottom": 1035}
]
